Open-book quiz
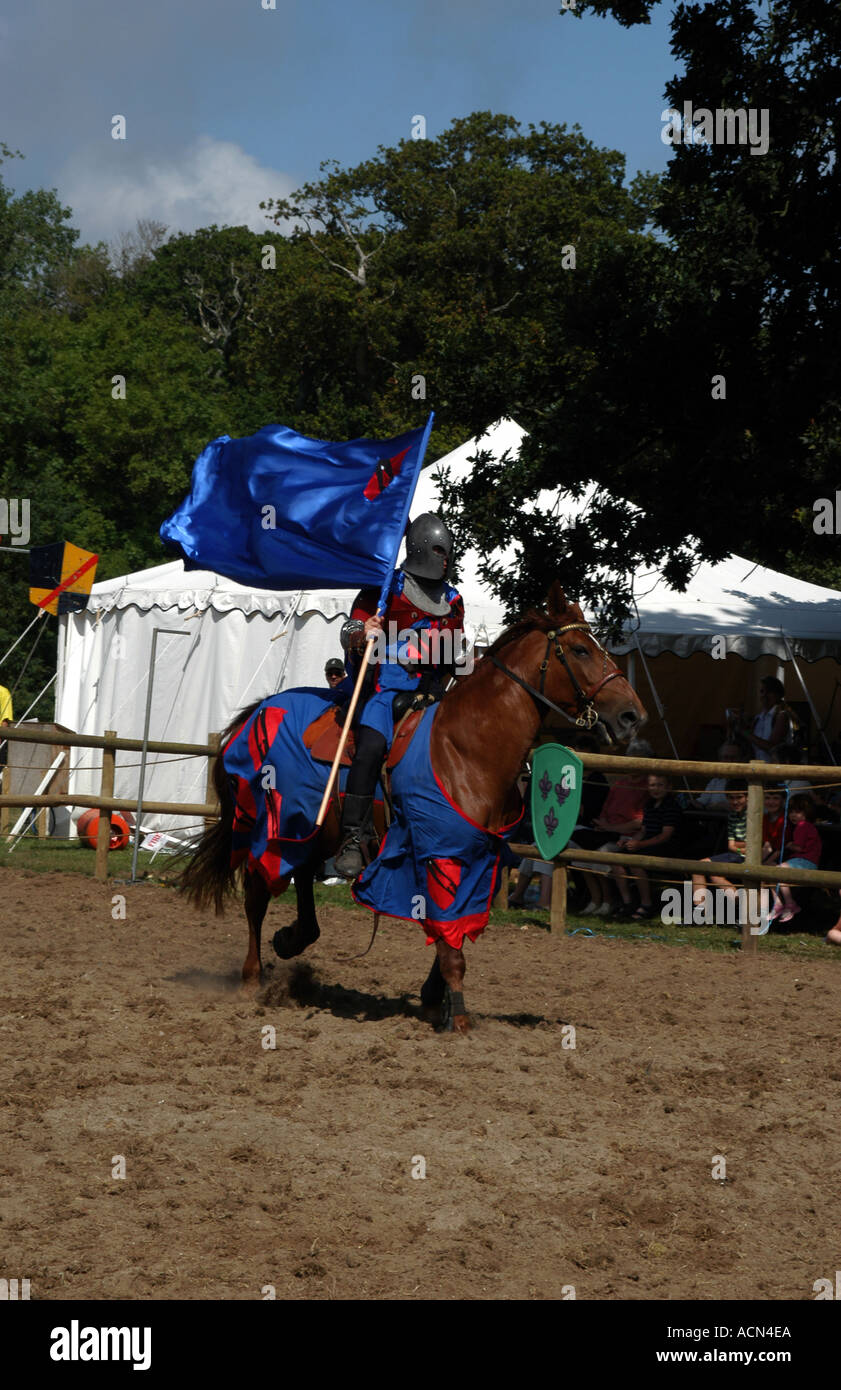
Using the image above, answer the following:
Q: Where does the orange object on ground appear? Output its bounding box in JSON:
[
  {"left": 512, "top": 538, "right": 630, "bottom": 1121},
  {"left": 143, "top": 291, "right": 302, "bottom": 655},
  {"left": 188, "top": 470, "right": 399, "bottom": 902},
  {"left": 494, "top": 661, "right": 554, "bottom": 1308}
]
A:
[{"left": 76, "top": 809, "right": 130, "bottom": 851}]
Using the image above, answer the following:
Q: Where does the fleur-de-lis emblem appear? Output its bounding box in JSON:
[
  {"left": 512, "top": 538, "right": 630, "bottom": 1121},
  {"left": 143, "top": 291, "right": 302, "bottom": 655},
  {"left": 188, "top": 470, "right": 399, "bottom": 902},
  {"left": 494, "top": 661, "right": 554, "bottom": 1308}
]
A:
[
  {"left": 555, "top": 780, "right": 570, "bottom": 806},
  {"left": 544, "top": 807, "right": 559, "bottom": 837},
  {"left": 539, "top": 770, "right": 552, "bottom": 801}
]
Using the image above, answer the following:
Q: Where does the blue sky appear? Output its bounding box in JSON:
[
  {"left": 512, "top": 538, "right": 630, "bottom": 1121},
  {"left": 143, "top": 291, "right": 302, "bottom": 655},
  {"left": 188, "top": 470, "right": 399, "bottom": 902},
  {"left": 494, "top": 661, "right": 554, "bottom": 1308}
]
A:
[{"left": 1, "top": 0, "right": 680, "bottom": 246}]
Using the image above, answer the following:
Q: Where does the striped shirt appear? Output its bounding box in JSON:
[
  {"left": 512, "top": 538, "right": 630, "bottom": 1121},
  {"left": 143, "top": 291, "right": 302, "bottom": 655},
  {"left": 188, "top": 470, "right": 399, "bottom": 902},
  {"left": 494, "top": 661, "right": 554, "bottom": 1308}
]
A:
[{"left": 727, "top": 808, "right": 747, "bottom": 844}]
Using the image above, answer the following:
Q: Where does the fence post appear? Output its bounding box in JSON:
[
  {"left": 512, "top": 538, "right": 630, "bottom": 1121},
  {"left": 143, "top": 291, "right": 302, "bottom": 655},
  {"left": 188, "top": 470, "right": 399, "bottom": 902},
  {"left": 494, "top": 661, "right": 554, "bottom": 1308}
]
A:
[
  {"left": 95, "top": 731, "right": 117, "bottom": 882},
  {"left": 551, "top": 864, "right": 567, "bottom": 934},
  {"left": 205, "top": 732, "right": 221, "bottom": 829},
  {"left": 742, "top": 761, "right": 764, "bottom": 955}
]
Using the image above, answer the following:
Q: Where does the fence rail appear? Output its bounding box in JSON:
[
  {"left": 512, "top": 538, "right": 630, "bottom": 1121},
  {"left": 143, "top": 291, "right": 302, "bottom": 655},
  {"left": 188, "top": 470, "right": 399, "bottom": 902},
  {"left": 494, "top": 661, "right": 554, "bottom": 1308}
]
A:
[
  {"left": 1, "top": 723, "right": 220, "bottom": 880},
  {"left": 3, "top": 727, "right": 841, "bottom": 952},
  {"left": 506, "top": 753, "right": 841, "bottom": 953}
]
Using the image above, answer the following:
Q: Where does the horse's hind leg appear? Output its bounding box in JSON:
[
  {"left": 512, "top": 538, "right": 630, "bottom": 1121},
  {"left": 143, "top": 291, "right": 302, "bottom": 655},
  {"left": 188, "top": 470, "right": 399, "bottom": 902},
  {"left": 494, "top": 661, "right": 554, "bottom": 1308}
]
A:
[
  {"left": 419, "top": 954, "right": 446, "bottom": 1025},
  {"left": 243, "top": 870, "right": 271, "bottom": 985},
  {"left": 434, "top": 938, "right": 470, "bottom": 1034},
  {"left": 272, "top": 865, "right": 321, "bottom": 960}
]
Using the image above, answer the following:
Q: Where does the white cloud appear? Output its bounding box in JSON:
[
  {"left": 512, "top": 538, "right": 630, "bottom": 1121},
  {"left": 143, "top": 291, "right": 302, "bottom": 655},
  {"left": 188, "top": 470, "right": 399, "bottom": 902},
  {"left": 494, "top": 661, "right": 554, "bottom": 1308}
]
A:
[{"left": 59, "top": 135, "right": 297, "bottom": 245}]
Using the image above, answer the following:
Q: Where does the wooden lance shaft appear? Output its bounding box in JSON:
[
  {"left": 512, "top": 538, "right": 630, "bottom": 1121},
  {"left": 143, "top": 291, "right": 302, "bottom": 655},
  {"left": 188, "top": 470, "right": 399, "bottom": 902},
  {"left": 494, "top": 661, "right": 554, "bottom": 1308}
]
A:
[{"left": 316, "top": 632, "right": 376, "bottom": 827}]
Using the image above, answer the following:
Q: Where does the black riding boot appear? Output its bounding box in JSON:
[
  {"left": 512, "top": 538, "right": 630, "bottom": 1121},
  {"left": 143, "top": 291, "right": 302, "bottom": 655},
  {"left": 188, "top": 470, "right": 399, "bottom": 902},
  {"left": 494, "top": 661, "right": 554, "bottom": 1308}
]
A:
[
  {"left": 334, "top": 726, "right": 386, "bottom": 880},
  {"left": 333, "top": 793, "right": 373, "bottom": 880}
]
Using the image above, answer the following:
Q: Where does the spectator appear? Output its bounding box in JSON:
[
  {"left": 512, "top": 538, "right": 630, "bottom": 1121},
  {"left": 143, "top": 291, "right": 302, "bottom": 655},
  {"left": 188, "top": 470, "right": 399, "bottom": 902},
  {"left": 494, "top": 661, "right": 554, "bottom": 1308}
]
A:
[
  {"left": 566, "top": 737, "right": 654, "bottom": 916},
  {"left": 508, "top": 766, "right": 553, "bottom": 909},
  {"left": 508, "top": 857, "right": 553, "bottom": 908},
  {"left": 772, "top": 741, "right": 812, "bottom": 794},
  {"left": 690, "top": 779, "right": 748, "bottom": 916},
  {"left": 576, "top": 731, "right": 609, "bottom": 825},
  {"left": 325, "top": 657, "right": 345, "bottom": 690},
  {"left": 768, "top": 794, "right": 822, "bottom": 924},
  {"left": 0, "top": 682, "right": 12, "bottom": 776},
  {"left": 606, "top": 773, "right": 683, "bottom": 919},
  {"left": 810, "top": 784, "right": 840, "bottom": 825},
  {"left": 825, "top": 891, "right": 841, "bottom": 947},
  {"left": 739, "top": 677, "right": 797, "bottom": 762},
  {"left": 762, "top": 786, "right": 787, "bottom": 863},
  {"left": 695, "top": 739, "right": 745, "bottom": 809}
]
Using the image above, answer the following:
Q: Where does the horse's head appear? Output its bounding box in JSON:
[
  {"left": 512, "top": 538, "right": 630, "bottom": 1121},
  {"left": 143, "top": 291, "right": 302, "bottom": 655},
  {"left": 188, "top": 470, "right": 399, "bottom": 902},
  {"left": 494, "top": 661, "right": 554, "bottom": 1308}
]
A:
[
  {"left": 541, "top": 581, "right": 646, "bottom": 740},
  {"left": 489, "top": 581, "right": 647, "bottom": 742}
]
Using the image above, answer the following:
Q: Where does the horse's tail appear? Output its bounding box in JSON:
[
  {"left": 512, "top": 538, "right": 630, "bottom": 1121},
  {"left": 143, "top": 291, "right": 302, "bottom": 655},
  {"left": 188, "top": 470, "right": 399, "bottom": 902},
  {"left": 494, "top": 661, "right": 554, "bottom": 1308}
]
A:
[{"left": 176, "top": 699, "right": 264, "bottom": 913}]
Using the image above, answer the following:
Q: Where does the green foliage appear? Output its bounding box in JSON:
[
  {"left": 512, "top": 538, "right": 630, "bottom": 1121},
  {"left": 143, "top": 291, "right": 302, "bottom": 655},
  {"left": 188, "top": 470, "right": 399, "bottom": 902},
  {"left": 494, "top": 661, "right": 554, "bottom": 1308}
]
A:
[
  {"left": 551, "top": 0, "right": 841, "bottom": 606},
  {"left": 2, "top": 8, "right": 840, "bottom": 714}
]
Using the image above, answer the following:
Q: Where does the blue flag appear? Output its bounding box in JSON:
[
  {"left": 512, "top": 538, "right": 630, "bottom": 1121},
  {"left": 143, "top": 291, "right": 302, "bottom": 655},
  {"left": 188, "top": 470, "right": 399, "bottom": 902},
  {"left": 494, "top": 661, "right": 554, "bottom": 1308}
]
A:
[{"left": 160, "top": 415, "right": 434, "bottom": 603}]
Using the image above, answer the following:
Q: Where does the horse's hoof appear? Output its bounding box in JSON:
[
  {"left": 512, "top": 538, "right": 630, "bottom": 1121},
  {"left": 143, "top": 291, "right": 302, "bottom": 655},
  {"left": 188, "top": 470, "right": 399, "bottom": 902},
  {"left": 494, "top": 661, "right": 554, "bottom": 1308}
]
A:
[
  {"left": 439, "top": 987, "right": 470, "bottom": 1034},
  {"left": 419, "top": 1003, "right": 442, "bottom": 1027},
  {"left": 272, "top": 923, "right": 320, "bottom": 960},
  {"left": 241, "top": 971, "right": 262, "bottom": 992}
]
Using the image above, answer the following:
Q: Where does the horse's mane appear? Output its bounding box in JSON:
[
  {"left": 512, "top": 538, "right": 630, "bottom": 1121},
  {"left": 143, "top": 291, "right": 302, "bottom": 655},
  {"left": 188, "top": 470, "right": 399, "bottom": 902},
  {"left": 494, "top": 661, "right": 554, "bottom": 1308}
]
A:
[{"left": 484, "top": 599, "right": 588, "bottom": 659}]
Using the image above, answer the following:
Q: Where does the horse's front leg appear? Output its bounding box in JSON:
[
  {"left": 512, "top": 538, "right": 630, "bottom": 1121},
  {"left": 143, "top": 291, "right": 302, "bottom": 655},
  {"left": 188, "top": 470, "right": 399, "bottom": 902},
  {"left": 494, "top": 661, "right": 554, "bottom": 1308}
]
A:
[
  {"left": 272, "top": 865, "right": 321, "bottom": 960},
  {"left": 243, "top": 869, "right": 271, "bottom": 986},
  {"left": 435, "top": 938, "right": 470, "bottom": 1034}
]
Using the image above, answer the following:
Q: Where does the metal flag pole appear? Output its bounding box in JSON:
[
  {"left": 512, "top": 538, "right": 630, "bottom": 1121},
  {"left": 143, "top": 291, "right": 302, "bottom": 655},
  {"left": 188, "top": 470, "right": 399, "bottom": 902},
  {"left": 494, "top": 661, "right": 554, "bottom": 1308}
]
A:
[{"left": 314, "top": 411, "right": 435, "bottom": 828}]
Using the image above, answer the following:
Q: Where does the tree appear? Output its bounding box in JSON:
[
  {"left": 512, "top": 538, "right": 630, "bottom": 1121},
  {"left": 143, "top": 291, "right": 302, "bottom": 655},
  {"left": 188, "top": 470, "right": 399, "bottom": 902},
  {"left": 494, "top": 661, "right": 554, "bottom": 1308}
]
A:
[
  {"left": 264, "top": 112, "right": 690, "bottom": 624},
  {"left": 0, "top": 144, "right": 78, "bottom": 313},
  {"left": 523, "top": 0, "right": 841, "bottom": 606}
]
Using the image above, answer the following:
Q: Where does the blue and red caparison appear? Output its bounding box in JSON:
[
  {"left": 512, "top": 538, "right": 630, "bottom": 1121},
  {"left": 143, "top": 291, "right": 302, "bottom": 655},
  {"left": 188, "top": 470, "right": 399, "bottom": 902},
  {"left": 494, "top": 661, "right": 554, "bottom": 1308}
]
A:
[
  {"left": 222, "top": 693, "right": 522, "bottom": 950},
  {"left": 353, "top": 706, "right": 522, "bottom": 949}
]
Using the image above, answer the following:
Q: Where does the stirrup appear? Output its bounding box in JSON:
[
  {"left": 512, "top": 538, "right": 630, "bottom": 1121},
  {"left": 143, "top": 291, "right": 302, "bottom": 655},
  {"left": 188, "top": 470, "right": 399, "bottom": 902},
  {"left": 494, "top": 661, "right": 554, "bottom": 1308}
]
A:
[{"left": 334, "top": 830, "right": 365, "bottom": 879}]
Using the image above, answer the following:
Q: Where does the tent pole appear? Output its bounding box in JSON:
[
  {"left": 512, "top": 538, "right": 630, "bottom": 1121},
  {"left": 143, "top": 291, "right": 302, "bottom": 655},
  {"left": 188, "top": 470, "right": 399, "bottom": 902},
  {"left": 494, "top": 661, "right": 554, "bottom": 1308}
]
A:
[
  {"left": 131, "top": 629, "right": 191, "bottom": 883},
  {"left": 782, "top": 635, "right": 837, "bottom": 765},
  {"left": 633, "top": 634, "right": 691, "bottom": 792}
]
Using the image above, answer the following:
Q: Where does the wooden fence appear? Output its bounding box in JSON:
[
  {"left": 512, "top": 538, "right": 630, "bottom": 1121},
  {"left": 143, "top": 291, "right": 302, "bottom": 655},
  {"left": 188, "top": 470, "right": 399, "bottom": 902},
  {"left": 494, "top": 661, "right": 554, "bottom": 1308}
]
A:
[
  {"left": 507, "top": 750, "right": 841, "bottom": 953},
  {"left": 0, "top": 724, "right": 219, "bottom": 881},
  {"left": 3, "top": 727, "right": 841, "bottom": 954}
]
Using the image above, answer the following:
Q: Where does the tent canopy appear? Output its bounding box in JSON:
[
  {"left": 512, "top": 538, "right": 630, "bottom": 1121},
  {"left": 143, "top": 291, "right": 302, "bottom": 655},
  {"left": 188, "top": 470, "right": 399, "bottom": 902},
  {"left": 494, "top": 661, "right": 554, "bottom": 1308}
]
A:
[
  {"left": 615, "top": 555, "right": 841, "bottom": 663},
  {"left": 418, "top": 417, "right": 841, "bottom": 663}
]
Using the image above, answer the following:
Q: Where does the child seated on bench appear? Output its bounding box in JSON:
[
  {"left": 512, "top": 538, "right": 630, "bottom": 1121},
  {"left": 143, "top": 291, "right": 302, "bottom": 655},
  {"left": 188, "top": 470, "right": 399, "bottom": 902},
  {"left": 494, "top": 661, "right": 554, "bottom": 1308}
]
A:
[{"left": 768, "top": 794, "right": 822, "bottom": 924}]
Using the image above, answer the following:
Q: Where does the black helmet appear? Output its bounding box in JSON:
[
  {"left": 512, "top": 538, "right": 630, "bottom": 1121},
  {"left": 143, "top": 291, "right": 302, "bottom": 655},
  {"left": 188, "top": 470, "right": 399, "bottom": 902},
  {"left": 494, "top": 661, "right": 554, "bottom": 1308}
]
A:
[{"left": 403, "top": 513, "right": 454, "bottom": 581}]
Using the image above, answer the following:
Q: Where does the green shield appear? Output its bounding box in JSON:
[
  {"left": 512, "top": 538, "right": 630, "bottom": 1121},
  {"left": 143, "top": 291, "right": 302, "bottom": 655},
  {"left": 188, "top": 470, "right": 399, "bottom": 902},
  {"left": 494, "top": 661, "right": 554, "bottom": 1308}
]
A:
[{"left": 531, "top": 744, "right": 584, "bottom": 861}]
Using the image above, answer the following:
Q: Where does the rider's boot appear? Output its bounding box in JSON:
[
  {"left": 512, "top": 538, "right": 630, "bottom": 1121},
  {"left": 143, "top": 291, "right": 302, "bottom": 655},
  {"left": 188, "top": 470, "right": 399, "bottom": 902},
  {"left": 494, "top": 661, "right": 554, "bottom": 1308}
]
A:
[{"left": 334, "top": 793, "right": 373, "bottom": 880}]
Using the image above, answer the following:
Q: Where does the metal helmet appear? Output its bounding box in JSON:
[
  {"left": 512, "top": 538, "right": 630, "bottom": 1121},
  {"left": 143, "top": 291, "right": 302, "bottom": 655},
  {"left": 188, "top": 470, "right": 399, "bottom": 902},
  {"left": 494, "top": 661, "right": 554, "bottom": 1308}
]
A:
[{"left": 403, "top": 513, "right": 454, "bottom": 581}]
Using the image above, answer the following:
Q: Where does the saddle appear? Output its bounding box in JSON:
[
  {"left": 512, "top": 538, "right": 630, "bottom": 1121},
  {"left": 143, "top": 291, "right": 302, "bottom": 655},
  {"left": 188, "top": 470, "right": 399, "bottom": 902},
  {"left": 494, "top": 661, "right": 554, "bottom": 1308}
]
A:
[
  {"left": 302, "top": 698, "right": 432, "bottom": 771},
  {"left": 302, "top": 706, "right": 356, "bottom": 766}
]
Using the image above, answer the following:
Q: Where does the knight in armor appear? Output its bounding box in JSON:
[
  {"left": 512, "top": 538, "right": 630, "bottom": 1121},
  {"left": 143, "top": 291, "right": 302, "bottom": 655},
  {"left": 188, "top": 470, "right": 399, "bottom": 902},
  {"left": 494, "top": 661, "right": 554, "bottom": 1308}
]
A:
[{"left": 333, "top": 513, "right": 465, "bottom": 880}]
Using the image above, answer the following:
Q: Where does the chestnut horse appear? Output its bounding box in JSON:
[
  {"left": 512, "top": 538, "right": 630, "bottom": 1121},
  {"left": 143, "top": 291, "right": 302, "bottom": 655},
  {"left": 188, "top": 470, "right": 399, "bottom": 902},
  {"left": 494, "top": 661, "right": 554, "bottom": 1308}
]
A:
[{"left": 178, "top": 582, "right": 646, "bottom": 1030}]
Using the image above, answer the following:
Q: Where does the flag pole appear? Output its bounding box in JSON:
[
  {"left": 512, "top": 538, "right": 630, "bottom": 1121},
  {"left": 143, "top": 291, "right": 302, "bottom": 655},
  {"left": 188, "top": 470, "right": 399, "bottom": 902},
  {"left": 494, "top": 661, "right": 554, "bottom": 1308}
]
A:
[
  {"left": 315, "top": 640, "right": 375, "bottom": 826},
  {"left": 315, "top": 412, "right": 434, "bottom": 829}
]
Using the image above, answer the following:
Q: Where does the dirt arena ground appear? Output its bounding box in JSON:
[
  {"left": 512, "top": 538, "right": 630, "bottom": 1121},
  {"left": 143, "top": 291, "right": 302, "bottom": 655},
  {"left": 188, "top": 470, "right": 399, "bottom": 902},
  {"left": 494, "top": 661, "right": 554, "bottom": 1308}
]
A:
[{"left": 1, "top": 867, "right": 839, "bottom": 1301}]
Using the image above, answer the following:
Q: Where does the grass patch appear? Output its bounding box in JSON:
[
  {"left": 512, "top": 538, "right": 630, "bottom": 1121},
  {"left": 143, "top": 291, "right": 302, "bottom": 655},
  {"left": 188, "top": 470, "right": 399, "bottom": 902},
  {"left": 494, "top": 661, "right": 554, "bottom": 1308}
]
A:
[
  {"left": 0, "top": 837, "right": 160, "bottom": 878},
  {"left": 3, "top": 842, "right": 839, "bottom": 962},
  {"left": 495, "top": 903, "right": 840, "bottom": 960}
]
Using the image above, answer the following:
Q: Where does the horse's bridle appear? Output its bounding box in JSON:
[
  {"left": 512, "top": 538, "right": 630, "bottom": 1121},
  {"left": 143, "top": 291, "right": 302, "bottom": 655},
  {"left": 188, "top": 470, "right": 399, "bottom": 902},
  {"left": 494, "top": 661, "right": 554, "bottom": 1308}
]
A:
[{"left": 488, "top": 622, "right": 624, "bottom": 733}]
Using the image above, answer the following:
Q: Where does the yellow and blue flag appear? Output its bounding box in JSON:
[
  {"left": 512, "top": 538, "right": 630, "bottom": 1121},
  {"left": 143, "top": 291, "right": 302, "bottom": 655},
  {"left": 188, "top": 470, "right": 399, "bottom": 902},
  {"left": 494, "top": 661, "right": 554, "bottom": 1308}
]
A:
[{"left": 161, "top": 416, "right": 434, "bottom": 608}]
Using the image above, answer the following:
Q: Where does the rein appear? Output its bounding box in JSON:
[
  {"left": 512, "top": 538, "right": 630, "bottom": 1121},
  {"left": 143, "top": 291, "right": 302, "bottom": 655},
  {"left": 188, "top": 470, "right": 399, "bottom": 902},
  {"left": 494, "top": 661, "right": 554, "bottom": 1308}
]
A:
[{"left": 488, "top": 622, "right": 623, "bottom": 733}]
